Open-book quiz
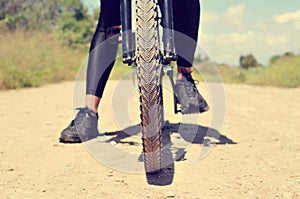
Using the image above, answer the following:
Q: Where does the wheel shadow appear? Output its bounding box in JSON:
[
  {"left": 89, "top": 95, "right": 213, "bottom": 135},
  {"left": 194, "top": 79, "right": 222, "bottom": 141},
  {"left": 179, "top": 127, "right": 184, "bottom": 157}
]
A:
[{"left": 101, "top": 121, "right": 236, "bottom": 186}]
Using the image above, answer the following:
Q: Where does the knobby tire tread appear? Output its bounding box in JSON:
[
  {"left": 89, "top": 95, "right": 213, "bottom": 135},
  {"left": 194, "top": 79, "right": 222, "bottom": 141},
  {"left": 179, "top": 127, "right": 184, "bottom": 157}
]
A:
[{"left": 136, "top": 0, "right": 163, "bottom": 174}]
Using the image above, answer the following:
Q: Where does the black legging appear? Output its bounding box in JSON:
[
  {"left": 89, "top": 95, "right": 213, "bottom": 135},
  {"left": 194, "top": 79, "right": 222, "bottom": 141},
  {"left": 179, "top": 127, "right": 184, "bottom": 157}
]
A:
[{"left": 86, "top": 0, "right": 200, "bottom": 97}]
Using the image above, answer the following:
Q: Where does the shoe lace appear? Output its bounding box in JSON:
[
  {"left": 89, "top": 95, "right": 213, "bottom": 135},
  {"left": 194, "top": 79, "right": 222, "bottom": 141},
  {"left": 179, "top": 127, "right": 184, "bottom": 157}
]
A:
[
  {"left": 179, "top": 69, "right": 208, "bottom": 110},
  {"left": 182, "top": 73, "right": 199, "bottom": 98},
  {"left": 183, "top": 73, "right": 208, "bottom": 108},
  {"left": 75, "top": 107, "right": 97, "bottom": 128}
]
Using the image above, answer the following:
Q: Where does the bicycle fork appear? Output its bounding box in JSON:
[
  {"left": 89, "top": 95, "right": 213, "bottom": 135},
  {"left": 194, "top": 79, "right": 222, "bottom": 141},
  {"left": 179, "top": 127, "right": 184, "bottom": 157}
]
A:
[
  {"left": 121, "top": 0, "right": 179, "bottom": 114},
  {"left": 121, "top": 0, "right": 176, "bottom": 65},
  {"left": 121, "top": 0, "right": 134, "bottom": 65}
]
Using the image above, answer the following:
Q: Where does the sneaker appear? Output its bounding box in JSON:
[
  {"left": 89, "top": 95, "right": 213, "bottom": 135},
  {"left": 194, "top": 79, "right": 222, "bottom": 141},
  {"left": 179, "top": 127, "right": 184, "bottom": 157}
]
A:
[
  {"left": 59, "top": 107, "right": 99, "bottom": 143},
  {"left": 174, "top": 73, "right": 209, "bottom": 114}
]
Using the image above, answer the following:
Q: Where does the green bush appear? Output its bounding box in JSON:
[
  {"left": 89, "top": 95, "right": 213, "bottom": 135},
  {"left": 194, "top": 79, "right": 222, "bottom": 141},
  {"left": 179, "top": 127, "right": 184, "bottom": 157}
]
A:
[
  {"left": 246, "top": 56, "right": 300, "bottom": 87},
  {"left": 194, "top": 54, "right": 300, "bottom": 88},
  {"left": 219, "top": 55, "right": 300, "bottom": 87}
]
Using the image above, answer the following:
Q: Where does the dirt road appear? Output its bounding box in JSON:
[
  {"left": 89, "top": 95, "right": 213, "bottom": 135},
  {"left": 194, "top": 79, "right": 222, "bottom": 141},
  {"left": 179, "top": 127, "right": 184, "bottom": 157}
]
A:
[{"left": 0, "top": 81, "right": 299, "bottom": 198}]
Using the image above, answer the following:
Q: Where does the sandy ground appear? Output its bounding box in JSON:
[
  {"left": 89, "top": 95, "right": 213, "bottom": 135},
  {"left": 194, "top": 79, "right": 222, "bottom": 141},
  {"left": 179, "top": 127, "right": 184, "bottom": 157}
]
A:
[{"left": 0, "top": 80, "right": 299, "bottom": 199}]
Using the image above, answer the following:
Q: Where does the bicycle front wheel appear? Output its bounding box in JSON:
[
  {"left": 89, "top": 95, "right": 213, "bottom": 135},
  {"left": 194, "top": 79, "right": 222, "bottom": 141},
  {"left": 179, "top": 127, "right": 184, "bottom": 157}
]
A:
[{"left": 136, "top": 0, "right": 163, "bottom": 174}]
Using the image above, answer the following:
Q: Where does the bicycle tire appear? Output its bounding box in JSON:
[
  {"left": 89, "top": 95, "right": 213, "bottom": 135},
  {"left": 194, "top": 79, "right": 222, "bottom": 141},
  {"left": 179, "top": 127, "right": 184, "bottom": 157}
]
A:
[{"left": 136, "top": 0, "right": 163, "bottom": 174}]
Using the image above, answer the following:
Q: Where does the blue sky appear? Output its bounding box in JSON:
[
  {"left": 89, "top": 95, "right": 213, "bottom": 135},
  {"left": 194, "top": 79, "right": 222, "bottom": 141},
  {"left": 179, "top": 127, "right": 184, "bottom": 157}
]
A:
[{"left": 82, "top": 0, "right": 300, "bottom": 65}]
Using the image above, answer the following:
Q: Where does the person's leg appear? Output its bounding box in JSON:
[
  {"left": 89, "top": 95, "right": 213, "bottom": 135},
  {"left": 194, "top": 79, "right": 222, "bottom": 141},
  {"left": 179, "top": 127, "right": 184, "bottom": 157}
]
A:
[
  {"left": 59, "top": 0, "right": 121, "bottom": 143},
  {"left": 172, "top": 0, "right": 209, "bottom": 114},
  {"left": 86, "top": 0, "right": 121, "bottom": 112},
  {"left": 172, "top": 0, "right": 200, "bottom": 79}
]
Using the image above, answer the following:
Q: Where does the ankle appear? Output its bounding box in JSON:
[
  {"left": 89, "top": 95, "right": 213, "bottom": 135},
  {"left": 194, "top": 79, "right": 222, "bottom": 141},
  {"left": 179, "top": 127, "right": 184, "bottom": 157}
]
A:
[
  {"left": 178, "top": 66, "right": 193, "bottom": 73},
  {"left": 85, "top": 94, "right": 100, "bottom": 113},
  {"left": 177, "top": 73, "right": 183, "bottom": 80},
  {"left": 86, "top": 106, "right": 98, "bottom": 113},
  {"left": 177, "top": 66, "right": 193, "bottom": 80}
]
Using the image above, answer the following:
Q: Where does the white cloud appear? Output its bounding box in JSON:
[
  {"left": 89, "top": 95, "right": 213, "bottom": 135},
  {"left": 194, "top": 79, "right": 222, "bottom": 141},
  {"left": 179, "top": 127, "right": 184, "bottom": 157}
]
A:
[
  {"left": 202, "top": 12, "right": 220, "bottom": 24},
  {"left": 225, "top": 4, "right": 245, "bottom": 26},
  {"left": 273, "top": 9, "right": 300, "bottom": 32},
  {"left": 273, "top": 9, "right": 300, "bottom": 24},
  {"left": 199, "top": 7, "right": 300, "bottom": 65},
  {"left": 202, "top": 3, "right": 245, "bottom": 28}
]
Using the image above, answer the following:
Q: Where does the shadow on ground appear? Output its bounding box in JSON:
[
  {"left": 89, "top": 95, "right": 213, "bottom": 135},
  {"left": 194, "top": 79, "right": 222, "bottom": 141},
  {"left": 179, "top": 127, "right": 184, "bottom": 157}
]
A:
[{"left": 100, "top": 121, "right": 236, "bottom": 186}]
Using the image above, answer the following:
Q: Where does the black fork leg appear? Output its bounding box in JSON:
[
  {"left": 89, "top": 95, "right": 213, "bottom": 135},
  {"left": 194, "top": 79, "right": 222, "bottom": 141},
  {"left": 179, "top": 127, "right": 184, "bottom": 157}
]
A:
[
  {"left": 121, "top": 0, "right": 134, "bottom": 65},
  {"left": 159, "top": 0, "right": 177, "bottom": 64}
]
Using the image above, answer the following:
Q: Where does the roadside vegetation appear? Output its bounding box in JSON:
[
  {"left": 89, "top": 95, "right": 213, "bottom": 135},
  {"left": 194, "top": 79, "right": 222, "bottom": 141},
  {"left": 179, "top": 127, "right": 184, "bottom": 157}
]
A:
[
  {"left": 0, "top": 31, "right": 86, "bottom": 89},
  {"left": 0, "top": 0, "right": 299, "bottom": 89},
  {"left": 194, "top": 53, "right": 300, "bottom": 88}
]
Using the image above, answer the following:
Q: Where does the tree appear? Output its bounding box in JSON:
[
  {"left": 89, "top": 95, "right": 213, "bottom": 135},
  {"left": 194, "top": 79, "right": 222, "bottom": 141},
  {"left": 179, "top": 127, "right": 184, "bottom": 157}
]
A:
[
  {"left": 239, "top": 54, "right": 259, "bottom": 69},
  {"left": 0, "top": 0, "right": 96, "bottom": 46}
]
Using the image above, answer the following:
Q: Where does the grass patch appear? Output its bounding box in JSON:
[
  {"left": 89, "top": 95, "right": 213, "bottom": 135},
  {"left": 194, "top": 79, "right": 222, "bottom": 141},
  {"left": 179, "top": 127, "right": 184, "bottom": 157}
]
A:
[
  {"left": 0, "top": 31, "right": 86, "bottom": 89},
  {"left": 245, "top": 56, "right": 300, "bottom": 87},
  {"left": 109, "top": 53, "right": 133, "bottom": 80},
  {"left": 193, "top": 55, "right": 300, "bottom": 88}
]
